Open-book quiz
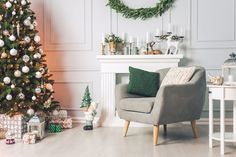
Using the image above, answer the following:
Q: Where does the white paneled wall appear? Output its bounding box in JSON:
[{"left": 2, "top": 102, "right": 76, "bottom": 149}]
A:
[{"left": 31, "top": 0, "right": 236, "bottom": 120}]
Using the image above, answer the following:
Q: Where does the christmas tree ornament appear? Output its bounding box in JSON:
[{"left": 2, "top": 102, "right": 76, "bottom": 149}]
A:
[
  {"left": 0, "top": 39, "right": 5, "bottom": 47},
  {"left": 27, "top": 108, "right": 34, "bottom": 116},
  {"left": 23, "top": 19, "right": 30, "bottom": 26},
  {"left": 35, "top": 87, "right": 41, "bottom": 94},
  {"left": 32, "top": 96, "right": 36, "bottom": 101},
  {"left": 1, "top": 52, "right": 7, "bottom": 58},
  {"left": 22, "top": 55, "right": 30, "bottom": 62},
  {"left": 39, "top": 67, "right": 45, "bottom": 74},
  {"left": 33, "top": 21, "right": 37, "bottom": 26},
  {"left": 20, "top": 10, "right": 23, "bottom": 15},
  {"left": 10, "top": 84, "right": 15, "bottom": 89},
  {"left": 46, "top": 83, "right": 53, "bottom": 91},
  {"left": 14, "top": 0, "right": 17, "bottom": 3},
  {"left": 34, "top": 35, "right": 40, "bottom": 43},
  {"left": 39, "top": 49, "right": 44, "bottom": 54},
  {"left": 29, "top": 24, "right": 34, "bottom": 30},
  {"left": 6, "top": 94, "right": 12, "bottom": 101},
  {"left": 5, "top": 2, "right": 12, "bottom": 8},
  {"left": 3, "top": 30, "right": 9, "bottom": 36},
  {"left": 0, "top": 15, "right": 3, "bottom": 21},
  {"left": 16, "top": 23, "right": 20, "bottom": 37},
  {"left": 14, "top": 70, "right": 21, "bottom": 77},
  {"left": 12, "top": 11, "right": 16, "bottom": 16},
  {"left": 18, "top": 93, "right": 25, "bottom": 99},
  {"left": 10, "top": 48, "right": 17, "bottom": 56},
  {"left": 28, "top": 46, "right": 34, "bottom": 51},
  {"left": 22, "top": 66, "right": 29, "bottom": 73},
  {"left": 24, "top": 36, "right": 30, "bottom": 43},
  {"left": 21, "top": 0, "right": 26, "bottom": 5},
  {"left": 3, "top": 77, "right": 11, "bottom": 84},
  {"left": 9, "top": 35, "right": 16, "bottom": 41},
  {"left": 35, "top": 71, "right": 42, "bottom": 78},
  {"left": 33, "top": 53, "right": 41, "bottom": 59}
]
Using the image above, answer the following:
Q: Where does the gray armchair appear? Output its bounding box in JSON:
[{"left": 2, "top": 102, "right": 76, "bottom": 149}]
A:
[{"left": 115, "top": 67, "right": 206, "bottom": 145}]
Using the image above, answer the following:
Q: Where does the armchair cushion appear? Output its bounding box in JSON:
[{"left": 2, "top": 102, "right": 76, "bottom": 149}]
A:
[
  {"left": 160, "top": 67, "right": 196, "bottom": 87},
  {"left": 128, "top": 66, "right": 159, "bottom": 97},
  {"left": 120, "top": 97, "right": 155, "bottom": 113}
]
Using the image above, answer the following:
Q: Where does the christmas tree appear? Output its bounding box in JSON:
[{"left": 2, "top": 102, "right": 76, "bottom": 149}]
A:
[
  {"left": 0, "top": 0, "right": 59, "bottom": 116},
  {"left": 80, "top": 86, "right": 92, "bottom": 109}
]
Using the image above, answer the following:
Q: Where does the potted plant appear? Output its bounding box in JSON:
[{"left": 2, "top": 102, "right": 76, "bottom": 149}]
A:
[{"left": 105, "top": 33, "right": 123, "bottom": 54}]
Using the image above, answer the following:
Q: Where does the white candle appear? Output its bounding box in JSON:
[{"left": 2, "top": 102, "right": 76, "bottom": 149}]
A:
[
  {"left": 180, "top": 28, "right": 184, "bottom": 36},
  {"left": 228, "top": 74, "right": 234, "bottom": 82},
  {"left": 129, "top": 36, "right": 133, "bottom": 43},
  {"left": 146, "top": 32, "right": 150, "bottom": 43},
  {"left": 101, "top": 33, "right": 105, "bottom": 44},
  {"left": 136, "top": 37, "right": 140, "bottom": 48},
  {"left": 122, "top": 32, "right": 126, "bottom": 42},
  {"left": 156, "top": 28, "right": 160, "bottom": 36},
  {"left": 168, "top": 23, "right": 172, "bottom": 32}
]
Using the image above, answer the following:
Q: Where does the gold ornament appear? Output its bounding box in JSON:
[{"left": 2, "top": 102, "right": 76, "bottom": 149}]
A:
[
  {"left": 0, "top": 15, "right": 3, "bottom": 21},
  {"left": 45, "top": 83, "right": 53, "bottom": 91},
  {"left": 28, "top": 46, "right": 35, "bottom": 51},
  {"left": 1, "top": 52, "right": 7, "bottom": 58}
]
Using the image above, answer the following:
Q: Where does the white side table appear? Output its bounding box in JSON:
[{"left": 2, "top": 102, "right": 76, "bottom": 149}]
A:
[{"left": 208, "top": 85, "right": 236, "bottom": 155}]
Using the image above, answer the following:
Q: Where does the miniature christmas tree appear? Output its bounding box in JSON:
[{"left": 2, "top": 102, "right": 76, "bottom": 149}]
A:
[
  {"left": 0, "top": 0, "right": 59, "bottom": 116},
  {"left": 80, "top": 86, "right": 92, "bottom": 109}
]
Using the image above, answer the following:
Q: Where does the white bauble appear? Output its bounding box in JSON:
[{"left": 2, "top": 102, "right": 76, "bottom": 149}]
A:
[
  {"left": 3, "top": 77, "right": 11, "bottom": 84},
  {"left": 23, "top": 19, "right": 30, "bottom": 26},
  {"left": 10, "top": 48, "right": 17, "bottom": 56},
  {"left": 35, "top": 71, "right": 42, "bottom": 78},
  {"left": 24, "top": 36, "right": 31, "bottom": 43},
  {"left": 34, "top": 35, "right": 40, "bottom": 43},
  {"left": 32, "top": 96, "right": 36, "bottom": 101},
  {"left": 5, "top": 2, "right": 12, "bottom": 8},
  {"left": 33, "top": 21, "right": 37, "bottom": 26},
  {"left": 14, "top": 70, "right": 21, "bottom": 77},
  {"left": 12, "top": 11, "right": 16, "bottom": 15},
  {"left": 21, "top": 0, "right": 26, "bottom": 5},
  {"left": 9, "top": 35, "right": 16, "bottom": 41},
  {"left": 27, "top": 108, "right": 34, "bottom": 116},
  {"left": 0, "top": 15, "right": 2, "bottom": 21},
  {"left": 18, "top": 93, "right": 25, "bottom": 99},
  {"left": 0, "top": 39, "right": 5, "bottom": 47},
  {"left": 52, "top": 110, "right": 59, "bottom": 116},
  {"left": 29, "top": 24, "right": 34, "bottom": 30},
  {"left": 10, "top": 84, "right": 15, "bottom": 89},
  {"left": 39, "top": 67, "right": 45, "bottom": 74},
  {"left": 35, "top": 88, "right": 41, "bottom": 94},
  {"left": 3, "top": 30, "right": 9, "bottom": 36},
  {"left": 33, "top": 53, "right": 41, "bottom": 59},
  {"left": 22, "top": 66, "right": 29, "bottom": 73},
  {"left": 20, "top": 10, "right": 23, "bottom": 15},
  {"left": 6, "top": 94, "right": 12, "bottom": 101},
  {"left": 22, "top": 55, "right": 30, "bottom": 63}
]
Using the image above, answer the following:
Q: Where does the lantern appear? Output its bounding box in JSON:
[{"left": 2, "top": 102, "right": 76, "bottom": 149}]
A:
[
  {"left": 27, "top": 115, "right": 45, "bottom": 140},
  {"left": 222, "top": 53, "right": 236, "bottom": 85}
]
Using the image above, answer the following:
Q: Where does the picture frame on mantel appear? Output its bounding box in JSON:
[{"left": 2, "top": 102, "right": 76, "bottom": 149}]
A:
[{"left": 166, "top": 41, "right": 179, "bottom": 55}]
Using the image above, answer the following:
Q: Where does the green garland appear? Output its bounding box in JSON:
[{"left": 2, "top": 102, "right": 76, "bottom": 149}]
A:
[{"left": 107, "top": 0, "right": 175, "bottom": 20}]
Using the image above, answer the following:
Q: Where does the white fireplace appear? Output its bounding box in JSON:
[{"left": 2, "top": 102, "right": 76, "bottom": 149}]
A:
[{"left": 96, "top": 55, "right": 183, "bottom": 126}]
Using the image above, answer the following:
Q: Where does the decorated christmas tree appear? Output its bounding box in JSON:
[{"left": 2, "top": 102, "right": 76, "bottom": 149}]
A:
[
  {"left": 80, "top": 86, "right": 92, "bottom": 109},
  {"left": 0, "top": 0, "right": 59, "bottom": 116}
]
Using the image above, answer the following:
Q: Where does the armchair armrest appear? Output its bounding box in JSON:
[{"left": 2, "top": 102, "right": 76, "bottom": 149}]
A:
[
  {"left": 152, "top": 73, "right": 206, "bottom": 125},
  {"left": 115, "top": 83, "right": 142, "bottom": 110}
]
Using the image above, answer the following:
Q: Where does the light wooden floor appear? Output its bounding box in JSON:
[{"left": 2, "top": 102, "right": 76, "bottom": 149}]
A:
[{"left": 0, "top": 125, "right": 236, "bottom": 157}]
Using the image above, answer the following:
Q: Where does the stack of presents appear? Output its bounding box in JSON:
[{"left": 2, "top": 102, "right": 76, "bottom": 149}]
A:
[{"left": 0, "top": 110, "right": 72, "bottom": 145}]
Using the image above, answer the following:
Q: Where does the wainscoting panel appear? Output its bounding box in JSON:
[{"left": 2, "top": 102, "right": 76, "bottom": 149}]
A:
[{"left": 191, "top": 0, "right": 236, "bottom": 48}]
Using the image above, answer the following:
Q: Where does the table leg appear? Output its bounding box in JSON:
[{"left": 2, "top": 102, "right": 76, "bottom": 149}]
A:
[
  {"left": 234, "top": 101, "right": 236, "bottom": 139},
  {"left": 209, "top": 95, "right": 213, "bottom": 148},
  {"left": 220, "top": 99, "right": 225, "bottom": 155}
]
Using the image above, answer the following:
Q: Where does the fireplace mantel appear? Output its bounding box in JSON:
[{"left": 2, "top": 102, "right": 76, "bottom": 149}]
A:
[{"left": 96, "top": 55, "right": 184, "bottom": 126}]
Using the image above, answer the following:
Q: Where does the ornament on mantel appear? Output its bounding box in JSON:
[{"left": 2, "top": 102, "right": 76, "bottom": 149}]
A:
[
  {"left": 3, "top": 77, "right": 11, "bottom": 84},
  {"left": 22, "top": 66, "right": 29, "bottom": 73},
  {"left": 0, "top": 39, "right": 5, "bottom": 47}
]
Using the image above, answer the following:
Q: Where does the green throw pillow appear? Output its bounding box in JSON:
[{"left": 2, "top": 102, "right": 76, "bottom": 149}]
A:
[{"left": 128, "top": 66, "right": 159, "bottom": 97}]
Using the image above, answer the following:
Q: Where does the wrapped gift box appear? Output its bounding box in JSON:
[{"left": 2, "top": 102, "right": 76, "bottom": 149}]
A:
[
  {"left": 23, "top": 133, "right": 36, "bottom": 144},
  {"left": 0, "top": 114, "right": 27, "bottom": 139}
]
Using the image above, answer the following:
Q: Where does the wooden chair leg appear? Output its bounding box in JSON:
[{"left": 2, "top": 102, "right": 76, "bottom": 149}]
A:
[
  {"left": 153, "top": 125, "right": 159, "bottom": 146},
  {"left": 191, "top": 120, "right": 198, "bottom": 138},
  {"left": 163, "top": 124, "right": 167, "bottom": 133},
  {"left": 123, "top": 120, "right": 130, "bottom": 137}
]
